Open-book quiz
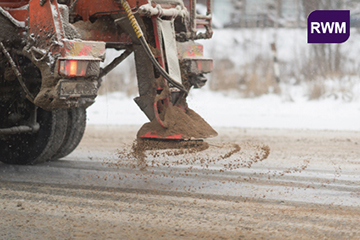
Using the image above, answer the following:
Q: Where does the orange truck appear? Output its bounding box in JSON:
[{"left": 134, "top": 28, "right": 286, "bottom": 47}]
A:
[{"left": 0, "top": 0, "right": 216, "bottom": 164}]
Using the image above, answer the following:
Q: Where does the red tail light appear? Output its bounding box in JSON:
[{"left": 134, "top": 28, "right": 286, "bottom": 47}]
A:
[{"left": 58, "top": 59, "right": 91, "bottom": 77}]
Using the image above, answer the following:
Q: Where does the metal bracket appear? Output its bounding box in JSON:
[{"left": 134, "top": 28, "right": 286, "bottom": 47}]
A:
[
  {"left": 0, "top": 106, "right": 40, "bottom": 135},
  {"left": 189, "top": 0, "right": 213, "bottom": 40}
]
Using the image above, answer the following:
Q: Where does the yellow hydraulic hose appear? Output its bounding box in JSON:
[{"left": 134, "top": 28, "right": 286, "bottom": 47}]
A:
[{"left": 119, "top": 0, "right": 188, "bottom": 94}]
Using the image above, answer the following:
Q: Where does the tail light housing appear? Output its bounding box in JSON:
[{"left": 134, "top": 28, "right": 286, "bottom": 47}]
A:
[{"left": 58, "top": 58, "right": 101, "bottom": 77}]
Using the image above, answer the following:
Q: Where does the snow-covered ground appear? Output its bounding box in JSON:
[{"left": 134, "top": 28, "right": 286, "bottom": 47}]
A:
[
  {"left": 198, "top": 28, "right": 360, "bottom": 87},
  {"left": 90, "top": 28, "right": 360, "bottom": 131},
  {"left": 87, "top": 87, "right": 360, "bottom": 131}
]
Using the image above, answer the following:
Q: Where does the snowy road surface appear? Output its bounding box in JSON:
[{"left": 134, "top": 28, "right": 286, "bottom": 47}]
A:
[{"left": 1, "top": 125, "right": 359, "bottom": 239}]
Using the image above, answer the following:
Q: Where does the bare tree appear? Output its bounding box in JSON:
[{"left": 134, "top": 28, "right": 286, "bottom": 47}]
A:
[{"left": 301, "top": 0, "right": 319, "bottom": 18}]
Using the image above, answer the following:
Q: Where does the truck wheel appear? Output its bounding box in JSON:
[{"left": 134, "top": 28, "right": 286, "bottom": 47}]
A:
[
  {"left": 0, "top": 108, "right": 68, "bottom": 165},
  {"left": 51, "top": 108, "right": 86, "bottom": 160}
]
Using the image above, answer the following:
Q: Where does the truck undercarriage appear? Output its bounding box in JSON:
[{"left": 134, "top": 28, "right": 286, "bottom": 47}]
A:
[{"left": 0, "top": 0, "right": 216, "bottom": 164}]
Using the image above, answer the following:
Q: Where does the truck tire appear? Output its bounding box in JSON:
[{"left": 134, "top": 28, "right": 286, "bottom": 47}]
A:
[
  {"left": 51, "top": 108, "right": 86, "bottom": 160},
  {"left": 0, "top": 108, "right": 68, "bottom": 165}
]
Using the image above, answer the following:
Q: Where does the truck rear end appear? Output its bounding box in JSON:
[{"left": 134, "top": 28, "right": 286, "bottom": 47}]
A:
[{"left": 0, "top": 0, "right": 216, "bottom": 165}]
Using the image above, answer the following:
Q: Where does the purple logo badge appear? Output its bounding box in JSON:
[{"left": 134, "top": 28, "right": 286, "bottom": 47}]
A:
[{"left": 308, "top": 10, "right": 350, "bottom": 44}]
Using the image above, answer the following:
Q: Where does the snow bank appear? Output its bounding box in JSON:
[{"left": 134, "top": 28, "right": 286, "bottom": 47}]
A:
[{"left": 87, "top": 88, "right": 360, "bottom": 131}]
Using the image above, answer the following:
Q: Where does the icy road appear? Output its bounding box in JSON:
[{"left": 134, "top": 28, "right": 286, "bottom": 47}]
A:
[{"left": 1, "top": 125, "right": 360, "bottom": 239}]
